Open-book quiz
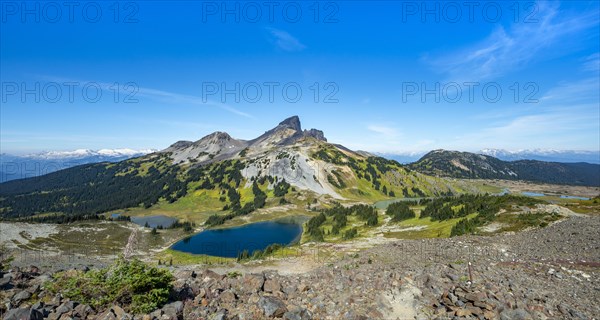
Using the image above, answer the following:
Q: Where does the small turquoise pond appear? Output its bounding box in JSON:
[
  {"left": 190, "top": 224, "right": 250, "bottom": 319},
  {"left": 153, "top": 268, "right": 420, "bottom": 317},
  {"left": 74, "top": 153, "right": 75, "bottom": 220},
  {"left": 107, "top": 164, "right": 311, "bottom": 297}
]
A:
[
  {"left": 111, "top": 213, "right": 178, "bottom": 228},
  {"left": 559, "top": 195, "right": 590, "bottom": 200},
  {"left": 171, "top": 220, "right": 303, "bottom": 258},
  {"left": 521, "top": 192, "right": 590, "bottom": 200},
  {"left": 522, "top": 192, "right": 546, "bottom": 197}
]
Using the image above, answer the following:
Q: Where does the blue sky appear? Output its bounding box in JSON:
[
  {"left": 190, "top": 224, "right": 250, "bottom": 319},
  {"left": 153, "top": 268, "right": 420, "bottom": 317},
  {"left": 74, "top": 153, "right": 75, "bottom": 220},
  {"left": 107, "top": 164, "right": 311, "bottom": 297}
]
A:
[{"left": 1, "top": 0, "right": 599, "bottom": 154}]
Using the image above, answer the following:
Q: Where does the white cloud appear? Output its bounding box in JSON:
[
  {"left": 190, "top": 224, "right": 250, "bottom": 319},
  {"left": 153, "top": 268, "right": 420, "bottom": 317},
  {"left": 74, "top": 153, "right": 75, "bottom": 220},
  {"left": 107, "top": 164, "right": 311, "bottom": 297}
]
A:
[
  {"left": 266, "top": 28, "right": 306, "bottom": 52},
  {"left": 452, "top": 103, "right": 599, "bottom": 150},
  {"left": 34, "top": 75, "right": 254, "bottom": 119},
  {"left": 427, "top": 1, "right": 599, "bottom": 81},
  {"left": 582, "top": 52, "right": 600, "bottom": 72},
  {"left": 540, "top": 77, "right": 600, "bottom": 103},
  {"left": 367, "top": 125, "right": 399, "bottom": 139},
  {"left": 459, "top": 74, "right": 600, "bottom": 150},
  {"left": 336, "top": 125, "right": 438, "bottom": 153},
  {"left": 133, "top": 86, "right": 254, "bottom": 118}
]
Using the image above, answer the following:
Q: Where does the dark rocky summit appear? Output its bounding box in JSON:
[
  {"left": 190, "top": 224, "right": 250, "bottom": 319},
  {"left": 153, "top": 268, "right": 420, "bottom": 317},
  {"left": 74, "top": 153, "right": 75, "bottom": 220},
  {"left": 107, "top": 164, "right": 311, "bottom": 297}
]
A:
[{"left": 302, "top": 129, "right": 326, "bottom": 142}]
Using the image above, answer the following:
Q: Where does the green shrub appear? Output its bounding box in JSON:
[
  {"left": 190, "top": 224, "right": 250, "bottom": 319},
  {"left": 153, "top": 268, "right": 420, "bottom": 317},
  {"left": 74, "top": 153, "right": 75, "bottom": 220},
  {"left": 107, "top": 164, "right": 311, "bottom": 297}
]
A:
[
  {"left": 342, "top": 227, "right": 358, "bottom": 240},
  {"left": 0, "top": 244, "right": 14, "bottom": 272},
  {"left": 46, "top": 258, "right": 173, "bottom": 314},
  {"left": 227, "top": 271, "right": 242, "bottom": 278}
]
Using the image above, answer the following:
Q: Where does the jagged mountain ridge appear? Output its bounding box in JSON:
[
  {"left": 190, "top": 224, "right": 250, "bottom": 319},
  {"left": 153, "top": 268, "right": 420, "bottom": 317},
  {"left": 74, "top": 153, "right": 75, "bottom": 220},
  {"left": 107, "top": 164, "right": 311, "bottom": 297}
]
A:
[
  {"left": 165, "top": 116, "right": 326, "bottom": 165},
  {"left": 0, "top": 116, "right": 455, "bottom": 218},
  {"left": 163, "top": 116, "right": 443, "bottom": 199},
  {"left": 409, "top": 150, "right": 600, "bottom": 187},
  {"left": 162, "top": 116, "right": 343, "bottom": 197}
]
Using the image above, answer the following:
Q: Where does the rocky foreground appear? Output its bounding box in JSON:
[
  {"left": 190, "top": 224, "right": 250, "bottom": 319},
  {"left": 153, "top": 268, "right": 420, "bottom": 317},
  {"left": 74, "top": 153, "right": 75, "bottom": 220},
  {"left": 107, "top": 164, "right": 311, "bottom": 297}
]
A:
[{"left": 1, "top": 215, "right": 599, "bottom": 320}]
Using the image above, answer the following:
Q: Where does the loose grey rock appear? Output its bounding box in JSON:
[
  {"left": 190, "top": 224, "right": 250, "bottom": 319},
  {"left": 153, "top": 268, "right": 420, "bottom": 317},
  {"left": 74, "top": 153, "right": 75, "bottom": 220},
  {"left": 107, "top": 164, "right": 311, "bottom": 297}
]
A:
[
  {"left": 161, "top": 301, "right": 184, "bottom": 319},
  {"left": 241, "top": 274, "right": 264, "bottom": 293},
  {"left": 264, "top": 279, "right": 281, "bottom": 293},
  {"left": 0, "top": 276, "right": 11, "bottom": 289},
  {"left": 258, "top": 296, "right": 288, "bottom": 318},
  {"left": 283, "top": 307, "right": 312, "bottom": 320},
  {"left": 56, "top": 300, "right": 77, "bottom": 315},
  {"left": 211, "top": 309, "right": 228, "bottom": 320},
  {"left": 219, "top": 290, "right": 237, "bottom": 303},
  {"left": 12, "top": 290, "right": 32, "bottom": 304},
  {"left": 4, "top": 308, "right": 44, "bottom": 320},
  {"left": 73, "top": 304, "right": 94, "bottom": 318}
]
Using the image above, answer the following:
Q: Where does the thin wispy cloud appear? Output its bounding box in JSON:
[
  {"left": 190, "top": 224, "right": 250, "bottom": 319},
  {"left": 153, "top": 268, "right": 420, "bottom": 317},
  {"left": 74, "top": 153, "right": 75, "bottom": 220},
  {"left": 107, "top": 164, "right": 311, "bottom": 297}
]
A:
[
  {"left": 540, "top": 77, "right": 600, "bottom": 103},
  {"left": 133, "top": 87, "right": 254, "bottom": 119},
  {"left": 34, "top": 75, "right": 254, "bottom": 119},
  {"left": 462, "top": 73, "right": 600, "bottom": 150},
  {"left": 581, "top": 52, "right": 600, "bottom": 72},
  {"left": 336, "top": 131, "right": 435, "bottom": 154},
  {"left": 359, "top": 124, "right": 413, "bottom": 152},
  {"left": 367, "top": 125, "right": 399, "bottom": 139},
  {"left": 472, "top": 76, "right": 600, "bottom": 122},
  {"left": 266, "top": 28, "right": 306, "bottom": 52},
  {"left": 426, "top": 1, "right": 599, "bottom": 82},
  {"left": 453, "top": 102, "right": 599, "bottom": 150}
]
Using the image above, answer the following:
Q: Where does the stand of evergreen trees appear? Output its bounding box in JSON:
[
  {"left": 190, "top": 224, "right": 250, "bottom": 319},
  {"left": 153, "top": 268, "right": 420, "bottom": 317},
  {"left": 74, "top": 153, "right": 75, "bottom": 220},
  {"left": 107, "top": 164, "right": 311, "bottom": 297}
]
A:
[
  {"left": 305, "top": 203, "right": 378, "bottom": 241},
  {"left": 168, "top": 221, "right": 196, "bottom": 232},
  {"left": 437, "top": 194, "right": 544, "bottom": 236},
  {"left": 205, "top": 179, "right": 271, "bottom": 228},
  {"left": 13, "top": 213, "right": 104, "bottom": 224},
  {"left": 0, "top": 157, "right": 188, "bottom": 218},
  {"left": 420, "top": 194, "right": 543, "bottom": 222},
  {"left": 386, "top": 202, "right": 416, "bottom": 222},
  {"left": 253, "top": 181, "right": 267, "bottom": 209},
  {"left": 236, "top": 243, "right": 283, "bottom": 261},
  {"left": 273, "top": 179, "right": 290, "bottom": 197}
]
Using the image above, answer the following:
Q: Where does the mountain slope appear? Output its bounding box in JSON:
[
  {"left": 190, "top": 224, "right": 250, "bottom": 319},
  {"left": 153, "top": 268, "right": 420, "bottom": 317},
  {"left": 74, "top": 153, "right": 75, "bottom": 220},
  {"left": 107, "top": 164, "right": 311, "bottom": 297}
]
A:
[
  {"left": 409, "top": 150, "right": 600, "bottom": 186},
  {"left": 0, "top": 117, "right": 456, "bottom": 219}
]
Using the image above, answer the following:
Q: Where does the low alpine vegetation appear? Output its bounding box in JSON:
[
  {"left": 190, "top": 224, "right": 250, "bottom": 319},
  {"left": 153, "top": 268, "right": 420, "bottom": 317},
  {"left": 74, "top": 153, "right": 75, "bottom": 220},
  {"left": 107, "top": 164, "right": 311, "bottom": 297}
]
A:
[{"left": 46, "top": 258, "right": 173, "bottom": 314}]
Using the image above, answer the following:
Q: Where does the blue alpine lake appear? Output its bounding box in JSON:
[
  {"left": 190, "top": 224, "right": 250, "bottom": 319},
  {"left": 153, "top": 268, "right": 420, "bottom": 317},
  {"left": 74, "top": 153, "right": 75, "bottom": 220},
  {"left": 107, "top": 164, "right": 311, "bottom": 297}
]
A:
[
  {"left": 559, "top": 195, "right": 590, "bottom": 200},
  {"left": 521, "top": 192, "right": 546, "bottom": 197},
  {"left": 171, "top": 220, "right": 303, "bottom": 258},
  {"left": 521, "top": 192, "right": 590, "bottom": 200},
  {"left": 111, "top": 213, "right": 178, "bottom": 228}
]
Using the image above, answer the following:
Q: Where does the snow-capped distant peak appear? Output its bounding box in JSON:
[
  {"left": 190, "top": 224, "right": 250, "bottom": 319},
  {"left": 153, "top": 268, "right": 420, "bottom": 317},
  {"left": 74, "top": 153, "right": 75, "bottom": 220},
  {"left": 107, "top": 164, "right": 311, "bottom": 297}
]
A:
[
  {"left": 96, "top": 148, "right": 157, "bottom": 157},
  {"left": 25, "top": 149, "right": 157, "bottom": 159},
  {"left": 478, "top": 149, "right": 600, "bottom": 164}
]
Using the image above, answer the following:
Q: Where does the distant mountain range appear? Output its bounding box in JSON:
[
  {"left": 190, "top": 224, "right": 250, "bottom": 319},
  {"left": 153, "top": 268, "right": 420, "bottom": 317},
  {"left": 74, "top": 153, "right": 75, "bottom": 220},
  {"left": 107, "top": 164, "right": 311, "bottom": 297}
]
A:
[
  {"left": 380, "top": 149, "right": 600, "bottom": 164},
  {"left": 478, "top": 149, "right": 600, "bottom": 164},
  {"left": 21, "top": 148, "right": 157, "bottom": 159},
  {"left": 1, "top": 117, "right": 598, "bottom": 220},
  {"left": 375, "top": 152, "right": 426, "bottom": 164},
  {"left": 408, "top": 150, "right": 600, "bottom": 187},
  {"left": 0, "top": 116, "right": 457, "bottom": 218},
  {"left": 0, "top": 149, "right": 156, "bottom": 182}
]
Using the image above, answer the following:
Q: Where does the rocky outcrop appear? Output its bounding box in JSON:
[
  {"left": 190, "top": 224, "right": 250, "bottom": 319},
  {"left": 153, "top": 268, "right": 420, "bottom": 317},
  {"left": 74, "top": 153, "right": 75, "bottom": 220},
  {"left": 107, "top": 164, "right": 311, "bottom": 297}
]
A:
[
  {"left": 278, "top": 115, "right": 302, "bottom": 132},
  {"left": 163, "top": 116, "right": 328, "bottom": 165},
  {"left": 165, "top": 141, "right": 193, "bottom": 151},
  {"left": 249, "top": 116, "right": 327, "bottom": 148},
  {"left": 302, "top": 129, "right": 326, "bottom": 142}
]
